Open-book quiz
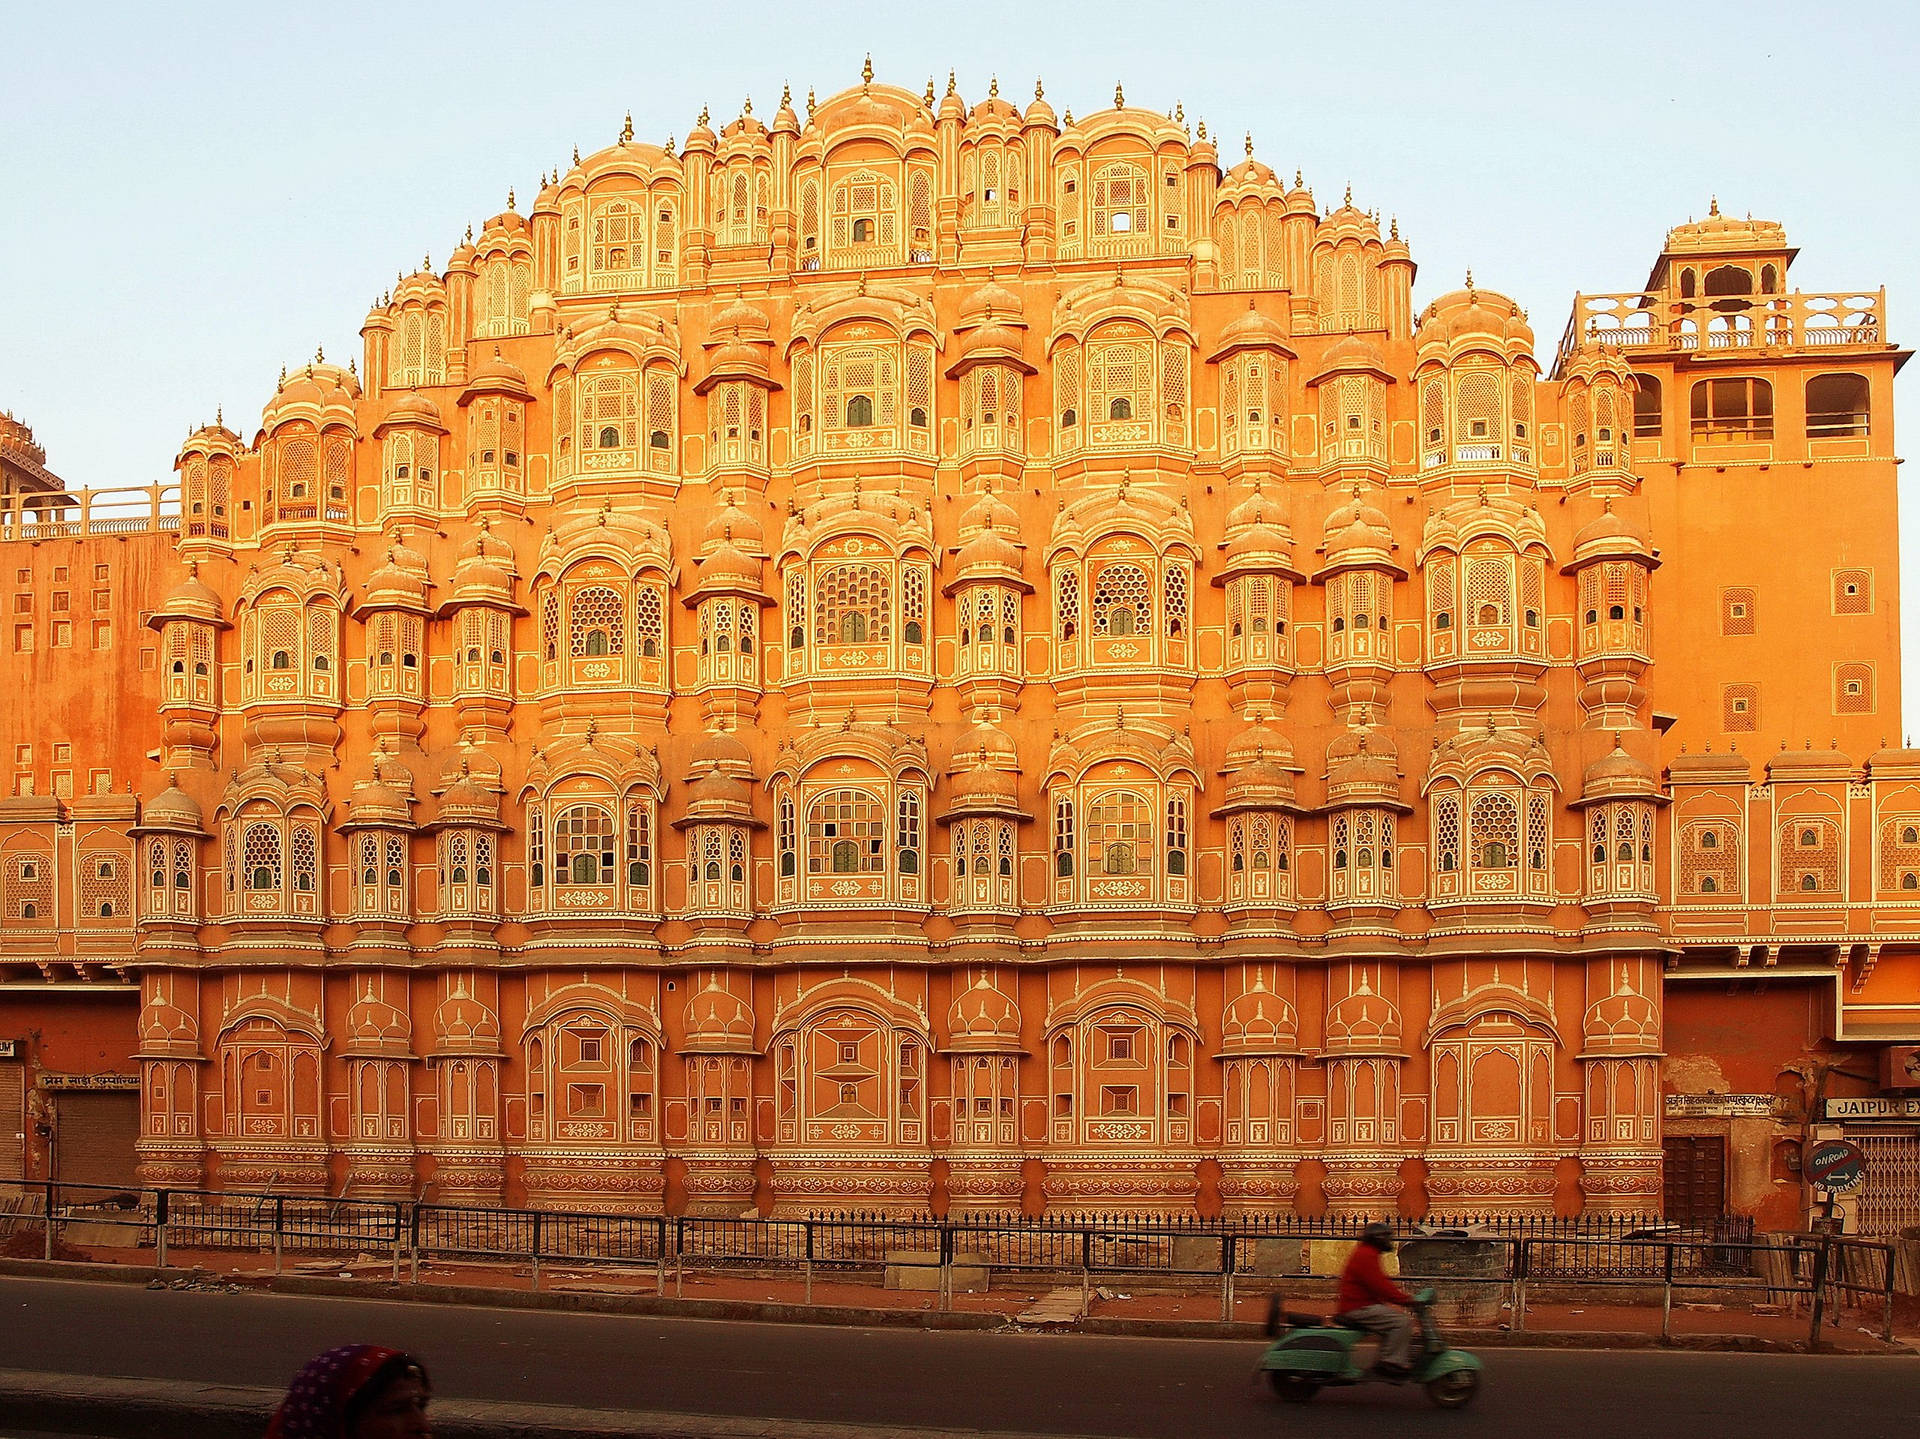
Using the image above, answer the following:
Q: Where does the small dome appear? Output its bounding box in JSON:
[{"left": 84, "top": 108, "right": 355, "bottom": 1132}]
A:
[
  {"left": 1583, "top": 973, "right": 1660, "bottom": 1054},
  {"left": 959, "top": 274, "right": 1024, "bottom": 324},
  {"left": 138, "top": 779, "right": 205, "bottom": 835},
  {"left": 1571, "top": 499, "right": 1653, "bottom": 564},
  {"left": 376, "top": 393, "right": 444, "bottom": 434},
  {"left": 436, "top": 763, "right": 503, "bottom": 826},
  {"left": 945, "top": 722, "right": 1022, "bottom": 814},
  {"left": 968, "top": 80, "right": 1020, "bottom": 125},
  {"left": 1416, "top": 284, "right": 1535, "bottom": 352},
  {"left": 139, "top": 993, "right": 197, "bottom": 1045},
  {"left": 1325, "top": 975, "right": 1403, "bottom": 1052},
  {"left": 685, "top": 768, "right": 754, "bottom": 818},
  {"left": 150, "top": 565, "right": 225, "bottom": 626},
  {"left": 262, "top": 362, "right": 359, "bottom": 432},
  {"left": 1326, "top": 728, "right": 1403, "bottom": 805},
  {"left": 1312, "top": 331, "right": 1388, "bottom": 382},
  {"left": 1211, "top": 299, "right": 1292, "bottom": 360},
  {"left": 1580, "top": 735, "right": 1660, "bottom": 803},
  {"left": 445, "top": 518, "right": 518, "bottom": 609},
  {"left": 1322, "top": 486, "right": 1395, "bottom": 566},
  {"left": 693, "top": 540, "right": 763, "bottom": 593},
  {"left": 1218, "top": 977, "right": 1299, "bottom": 1056},
  {"left": 1021, "top": 81, "right": 1056, "bottom": 128},
  {"left": 362, "top": 540, "right": 431, "bottom": 611},
  {"left": 946, "top": 976, "right": 1022, "bottom": 1051},
  {"left": 690, "top": 728, "right": 754, "bottom": 772},
  {"left": 434, "top": 979, "right": 501, "bottom": 1055},
  {"left": 345, "top": 983, "right": 411, "bottom": 1051},
  {"left": 684, "top": 979, "right": 757, "bottom": 1052},
  {"left": 461, "top": 346, "right": 532, "bottom": 403}
]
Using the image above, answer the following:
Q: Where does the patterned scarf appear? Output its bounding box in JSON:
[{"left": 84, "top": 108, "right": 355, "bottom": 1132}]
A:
[{"left": 267, "top": 1344, "right": 421, "bottom": 1439}]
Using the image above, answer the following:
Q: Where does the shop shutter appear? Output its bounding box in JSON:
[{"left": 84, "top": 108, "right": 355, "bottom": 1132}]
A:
[
  {"left": 52, "top": 1091, "right": 139, "bottom": 1197},
  {"left": 0, "top": 1063, "right": 22, "bottom": 1182}
]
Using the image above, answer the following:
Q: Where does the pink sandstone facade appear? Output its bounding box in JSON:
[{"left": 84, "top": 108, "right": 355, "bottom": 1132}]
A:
[{"left": 0, "top": 70, "right": 1911, "bottom": 1224}]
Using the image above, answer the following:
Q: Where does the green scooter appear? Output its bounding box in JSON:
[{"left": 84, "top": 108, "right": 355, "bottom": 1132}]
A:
[{"left": 1257, "top": 1287, "right": 1483, "bottom": 1408}]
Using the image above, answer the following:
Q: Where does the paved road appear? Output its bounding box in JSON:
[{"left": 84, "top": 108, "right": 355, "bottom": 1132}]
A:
[{"left": 0, "top": 1277, "right": 1912, "bottom": 1438}]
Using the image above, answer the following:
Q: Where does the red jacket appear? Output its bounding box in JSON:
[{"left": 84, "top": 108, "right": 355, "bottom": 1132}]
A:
[{"left": 1338, "top": 1241, "right": 1413, "bottom": 1312}]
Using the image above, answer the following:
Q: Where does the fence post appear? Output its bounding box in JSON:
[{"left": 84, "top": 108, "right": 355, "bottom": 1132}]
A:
[
  {"left": 43, "top": 1179, "right": 53, "bottom": 1261},
  {"left": 272, "top": 1196, "right": 285, "bottom": 1276},
  {"left": 937, "top": 1222, "right": 952, "bottom": 1312},
  {"left": 530, "top": 1212, "right": 542, "bottom": 1291},
  {"left": 1881, "top": 1244, "right": 1896, "bottom": 1344},
  {"left": 155, "top": 1190, "right": 169, "bottom": 1271},
  {"left": 1221, "top": 1233, "right": 1235, "bottom": 1324},
  {"left": 674, "top": 1216, "right": 685, "bottom": 1298},
  {"left": 1660, "top": 1241, "right": 1673, "bottom": 1343},
  {"left": 1081, "top": 1227, "right": 1092, "bottom": 1312},
  {"left": 1511, "top": 1239, "right": 1528, "bottom": 1333},
  {"left": 390, "top": 1203, "right": 403, "bottom": 1284},
  {"left": 1808, "top": 1235, "right": 1830, "bottom": 1351},
  {"left": 409, "top": 1203, "right": 422, "bottom": 1284},
  {"left": 655, "top": 1217, "right": 666, "bottom": 1298},
  {"left": 804, "top": 1220, "right": 814, "bottom": 1306}
]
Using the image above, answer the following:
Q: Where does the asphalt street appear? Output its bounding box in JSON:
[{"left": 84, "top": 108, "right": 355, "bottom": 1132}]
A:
[{"left": 0, "top": 1277, "right": 1912, "bottom": 1438}]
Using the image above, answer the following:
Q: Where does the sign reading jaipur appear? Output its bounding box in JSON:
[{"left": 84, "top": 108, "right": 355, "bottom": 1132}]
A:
[
  {"left": 1805, "top": 1138, "right": 1867, "bottom": 1193},
  {"left": 1825, "top": 1096, "right": 1920, "bottom": 1121}
]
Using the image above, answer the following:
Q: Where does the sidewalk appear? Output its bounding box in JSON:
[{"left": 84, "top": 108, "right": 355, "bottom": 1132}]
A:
[{"left": 4, "top": 1240, "right": 1914, "bottom": 1354}]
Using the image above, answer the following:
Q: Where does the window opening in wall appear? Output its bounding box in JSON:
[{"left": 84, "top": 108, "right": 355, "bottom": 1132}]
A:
[
  {"left": 1806, "top": 373, "right": 1870, "bottom": 438},
  {"left": 1690, "top": 378, "right": 1773, "bottom": 441},
  {"left": 1632, "top": 375, "right": 1662, "bottom": 439}
]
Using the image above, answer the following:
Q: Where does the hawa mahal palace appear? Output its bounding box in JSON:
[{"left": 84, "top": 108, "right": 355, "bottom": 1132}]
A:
[{"left": 0, "top": 67, "right": 1911, "bottom": 1229}]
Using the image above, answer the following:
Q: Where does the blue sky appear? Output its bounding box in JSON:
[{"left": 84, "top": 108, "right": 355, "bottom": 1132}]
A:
[{"left": 2, "top": 0, "right": 1916, "bottom": 714}]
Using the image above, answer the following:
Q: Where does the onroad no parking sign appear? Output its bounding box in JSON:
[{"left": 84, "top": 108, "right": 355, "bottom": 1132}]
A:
[{"left": 1805, "top": 1139, "right": 1867, "bottom": 1193}]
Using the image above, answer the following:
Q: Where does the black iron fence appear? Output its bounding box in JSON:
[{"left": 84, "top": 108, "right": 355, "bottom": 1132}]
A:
[{"left": 0, "top": 1179, "right": 1889, "bottom": 1345}]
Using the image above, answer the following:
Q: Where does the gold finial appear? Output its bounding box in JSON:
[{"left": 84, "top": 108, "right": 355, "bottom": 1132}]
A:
[
  {"left": 666, "top": 134, "right": 675, "bottom": 153},
  {"left": 215, "top": 405, "right": 223, "bottom": 427},
  {"left": 1173, "top": 100, "right": 1183, "bottom": 123},
  {"left": 620, "top": 112, "right": 633, "bottom": 143},
  {"left": 315, "top": 344, "right": 325, "bottom": 363},
  {"left": 1114, "top": 81, "right": 1125, "bottom": 108},
  {"left": 806, "top": 86, "right": 816, "bottom": 116},
  {"left": 698, "top": 103, "right": 710, "bottom": 126},
  {"left": 423, "top": 252, "right": 432, "bottom": 271},
  {"left": 743, "top": 94, "right": 753, "bottom": 115},
  {"left": 1390, "top": 215, "right": 1399, "bottom": 240},
  {"left": 1709, "top": 195, "right": 1720, "bottom": 216},
  {"left": 985, "top": 74, "right": 997, "bottom": 99},
  {"left": 572, "top": 144, "right": 580, "bottom": 164},
  {"left": 1244, "top": 131, "right": 1253, "bottom": 157},
  {"left": 862, "top": 53, "right": 873, "bottom": 86},
  {"left": 1465, "top": 268, "right": 1475, "bottom": 294},
  {"left": 1195, "top": 117, "right": 1206, "bottom": 140},
  {"left": 924, "top": 76, "right": 936, "bottom": 105},
  {"left": 1343, "top": 182, "right": 1352, "bottom": 206},
  {"left": 1063, "top": 106, "right": 1073, "bottom": 126},
  {"left": 506, "top": 187, "right": 515, "bottom": 208},
  {"left": 946, "top": 69, "right": 956, "bottom": 95},
  {"left": 1035, "top": 77, "right": 1044, "bottom": 100},
  {"left": 781, "top": 81, "right": 793, "bottom": 107},
  {"left": 465, "top": 222, "right": 473, "bottom": 242}
]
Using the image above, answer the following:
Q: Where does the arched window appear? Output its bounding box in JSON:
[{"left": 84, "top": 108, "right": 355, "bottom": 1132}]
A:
[
  {"left": 896, "top": 792, "right": 921, "bottom": 875},
  {"left": 1090, "top": 162, "right": 1148, "bottom": 241},
  {"left": 1469, "top": 793, "right": 1520, "bottom": 871},
  {"left": 806, "top": 789, "right": 886, "bottom": 875},
  {"left": 815, "top": 564, "right": 890, "bottom": 648},
  {"left": 1088, "top": 791, "right": 1152, "bottom": 879},
  {"left": 1091, "top": 563, "right": 1151, "bottom": 638},
  {"left": 1690, "top": 377, "right": 1773, "bottom": 441},
  {"left": 554, "top": 804, "right": 615, "bottom": 886},
  {"left": 1053, "top": 795, "right": 1076, "bottom": 877},
  {"left": 243, "top": 821, "right": 282, "bottom": 892},
  {"left": 569, "top": 586, "right": 626, "bottom": 660},
  {"left": 1806, "top": 373, "right": 1870, "bottom": 439}
]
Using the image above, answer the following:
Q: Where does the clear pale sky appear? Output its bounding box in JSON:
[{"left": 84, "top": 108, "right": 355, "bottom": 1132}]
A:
[{"left": 2, "top": 0, "right": 1915, "bottom": 717}]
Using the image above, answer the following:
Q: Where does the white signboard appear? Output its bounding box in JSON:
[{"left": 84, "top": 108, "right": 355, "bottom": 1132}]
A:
[
  {"left": 1824, "top": 1096, "right": 1920, "bottom": 1121},
  {"left": 1665, "top": 1093, "right": 1780, "bottom": 1118}
]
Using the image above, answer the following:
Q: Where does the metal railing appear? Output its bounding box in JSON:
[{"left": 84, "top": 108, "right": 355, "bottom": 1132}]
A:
[{"left": 5, "top": 1180, "right": 1889, "bottom": 1345}]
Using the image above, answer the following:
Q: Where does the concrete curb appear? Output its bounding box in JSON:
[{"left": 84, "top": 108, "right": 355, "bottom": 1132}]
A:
[
  {"left": 0, "top": 1255, "right": 1906, "bottom": 1354},
  {"left": 0, "top": 1369, "right": 1114, "bottom": 1439}
]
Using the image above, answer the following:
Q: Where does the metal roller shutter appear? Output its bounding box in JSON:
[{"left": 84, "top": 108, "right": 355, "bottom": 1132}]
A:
[
  {"left": 52, "top": 1091, "right": 139, "bottom": 1196},
  {"left": 0, "top": 1064, "right": 22, "bottom": 1182}
]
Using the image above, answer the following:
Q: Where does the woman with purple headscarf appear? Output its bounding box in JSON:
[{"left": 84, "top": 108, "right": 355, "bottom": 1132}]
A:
[{"left": 267, "top": 1345, "right": 432, "bottom": 1439}]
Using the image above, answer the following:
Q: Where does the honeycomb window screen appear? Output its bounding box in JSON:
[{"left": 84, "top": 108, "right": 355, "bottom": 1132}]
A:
[
  {"left": 807, "top": 789, "right": 886, "bottom": 874},
  {"left": 1091, "top": 562, "right": 1151, "bottom": 638},
  {"left": 1679, "top": 822, "right": 1740, "bottom": 897},
  {"left": 1089, "top": 340, "right": 1151, "bottom": 425},
  {"left": 1723, "top": 683, "right": 1758, "bottom": 731},
  {"left": 1454, "top": 370, "right": 1501, "bottom": 446},
  {"left": 1215, "top": 218, "right": 1238, "bottom": 287},
  {"left": 1833, "top": 568, "right": 1872, "bottom": 615},
  {"left": 1090, "top": 162, "right": 1148, "bottom": 238},
  {"left": 1721, "top": 587, "right": 1756, "bottom": 636},
  {"left": 1055, "top": 568, "right": 1080, "bottom": 639},
  {"left": 1878, "top": 818, "right": 1920, "bottom": 891},
  {"left": 814, "top": 564, "right": 891, "bottom": 646},
  {"left": 1779, "top": 819, "right": 1840, "bottom": 895},
  {"left": 1835, "top": 662, "right": 1874, "bottom": 714},
  {"left": 1469, "top": 792, "right": 1520, "bottom": 869},
  {"left": 569, "top": 586, "right": 626, "bottom": 658},
  {"left": 1055, "top": 345, "right": 1080, "bottom": 428},
  {"left": 1087, "top": 790, "right": 1153, "bottom": 876},
  {"left": 580, "top": 373, "right": 639, "bottom": 452}
]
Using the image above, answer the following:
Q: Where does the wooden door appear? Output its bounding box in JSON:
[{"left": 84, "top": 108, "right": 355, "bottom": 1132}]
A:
[{"left": 1663, "top": 1135, "right": 1727, "bottom": 1221}]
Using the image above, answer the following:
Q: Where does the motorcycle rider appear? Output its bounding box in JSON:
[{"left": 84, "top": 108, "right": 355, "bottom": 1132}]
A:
[{"left": 1336, "top": 1220, "right": 1416, "bottom": 1378}]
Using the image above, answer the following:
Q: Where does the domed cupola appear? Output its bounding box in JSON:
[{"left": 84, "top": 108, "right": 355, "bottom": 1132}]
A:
[
  {"left": 1211, "top": 300, "right": 1296, "bottom": 467},
  {"left": 1563, "top": 496, "right": 1658, "bottom": 730},
  {"left": 945, "top": 720, "right": 1026, "bottom": 921},
  {"left": 677, "top": 726, "right": 762, "bottom": 923},
  {"left": 946, "top": 975, "right": 1024, "bottom": 1053},
  {"left": 175, "top": 418, "right": 243, "bottom": 552},
  {"left": 683, "top": 977, "right": 758, "bottom": 1054},
  {"left": 1218, "top": 974, "right": 1301, "bottom": 1057}
]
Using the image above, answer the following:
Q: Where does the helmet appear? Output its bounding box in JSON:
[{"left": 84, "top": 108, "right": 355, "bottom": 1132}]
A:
[{"left": 1361, "top": 1220, "right": 1395, "bottom": 1251}]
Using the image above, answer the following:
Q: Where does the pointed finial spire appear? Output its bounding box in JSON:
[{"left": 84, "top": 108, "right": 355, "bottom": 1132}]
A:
[
  {"left": 1035, "top": 77, "right": 1044, "bottom": 100},
  {"left": 1114, "top": 80, "right": 1125, "bottom": 108},
  {"left": 862, "top": 54, "right": 873, "bottom": 86},
  {"left": 988, "top": 74, "right": 999, "bottom": 99},
  {"left": 620, "top": 111, "right": 633, "bottom": 143},
  {"left": 781, "top": 81, "right": 793, "bottom": 108},
  {"left": 1390, "top": 215, "right": 1399, "bottom": 240},
  {"left": 1709, "top": 195, "right": 1720, "bottom": 216},
  {"left": 1343, "top": 181, "right": 1352, "bottom": 206},
  {"left": 806, "top": 86, "right": 816, "bottom": 117},
  {"left": 315, "top": 344, "right": 324, "bottom": 363},
  {"left": 572, "top": 143, "right": 580, "bottom": 164},
  {"left": 743, "top": 94, "right": 753, "bottom": 116},
  {"left": 698, "top": 103, "right": 710, "bottom": 126},
  {"left": 465, "top": 222, "right": 473, "bottom": 243},
  {"left": 1465, "top": 268, "right": 1475, "bottom": 295},
  {"left": 1063, "top": 106, "right": 1074, "bottom": 126},
  {"left": 423, "top": 252, "right": 432, "bottom": 271},
  {"left": 924, "top": 75, "right": 936, "bottom": 105},
  {"left": 507, "top": 187, "right": 515, "bottom": 209},
  {"left": 1195, "top": 117, "right": 1206, "bottom": 140},
  {"left": 215, "top": 404, "right": 223, "bottom": 428}
]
